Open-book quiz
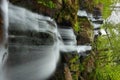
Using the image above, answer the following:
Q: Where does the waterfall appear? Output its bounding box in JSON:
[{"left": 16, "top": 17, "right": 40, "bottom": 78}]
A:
[
  {"left": 0, "top": 0, "right": 8, "bottom": 80},
  {"left": 5, "top": 3, "right": 61, "bottom": 80},
  {"left": 0, "top": 1, "right": 94, "bottom": 79},
  {"left": 0, "top": 0, "right": 8, "bottom": 63},
  {"left": 0, "top": 3, "right": 80, "bottom": 80},
  {"left": 107, "top": 3, "right": 120, "bottom": 24}
]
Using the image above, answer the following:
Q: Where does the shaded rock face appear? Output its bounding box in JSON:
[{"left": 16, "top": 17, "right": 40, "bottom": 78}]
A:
[
  {"left": 9, "top": 0, "right": 38, "bottom": 11},
  {"left": 56, "top": 0, "right": 78, "bottom": 27}
]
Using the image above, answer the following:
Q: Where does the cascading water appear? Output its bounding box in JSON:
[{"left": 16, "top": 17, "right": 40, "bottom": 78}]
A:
[
  {"left": 107, "top": 3, "right": 120, "bottom": 24},
  {"left": 0, "top": 2, "right": 79, "bottom": 80},
  {"left": 0, "top": 1, "right": 94, "bottom": 79},
  {"left": 5, "top": 3, "right": 61, "bottom": 80},
  {"left": 0, "top": 0, "right": 8, "bottom": 80},
  {"left": 0, "top": 0, "right": 8, "bottom": 63}
]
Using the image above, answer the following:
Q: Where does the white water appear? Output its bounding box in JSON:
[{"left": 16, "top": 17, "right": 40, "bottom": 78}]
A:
[
  {"left": 0, "top": 0, "right": 8, "bottom": 80},
  {"left": 0, "top": 2, "right": 95, "bottom": 80},
  {"left": 107, "top": 3, "right": 120, "bottom": 24},
  {"left": 77, "top": 10, "right": 87, "bottom": 17},
  {"left": 77, "top": 45, "right": 91, "bottom": 53},
  {"left": 77, "top": 10, "right": 105, "bottom": 36},
  {"left": 0, "top": 0, "right": 8, "bottom": 63},
  {"left": 5, "top": 3, "right": 62, "bottom": 80},
  {"left": 0, "top": 3, "right": 81, "bottom": 80}
]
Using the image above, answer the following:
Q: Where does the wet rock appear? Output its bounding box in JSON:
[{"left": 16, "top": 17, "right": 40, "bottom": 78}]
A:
[{"left": 9, "top": 0, "right": 38, "bottom": 12}]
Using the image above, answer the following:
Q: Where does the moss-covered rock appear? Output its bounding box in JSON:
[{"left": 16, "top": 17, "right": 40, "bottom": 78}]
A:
[
  {"left": 77, "top": 17, "right": 94, "bottom": 45},
  {"left": 62, "top": 53, "right": 80, "bottom": 80},
  {"left": 55, "top": 0, "right": 79, "bottom": 30}
]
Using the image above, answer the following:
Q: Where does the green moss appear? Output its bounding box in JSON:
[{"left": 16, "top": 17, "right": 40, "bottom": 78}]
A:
[
  {"left": 94, "top": 23, "right": 120, "bottom": 80},
  {"left": 77, "top": 17, "right": 94, "bottom": 44},
  {"left": 55, "top": 0, "right": 79, "bottom": 33},
  {"left": 37, "top": 0, "right": 56, "bottom": 8},
  {"left": 67, "top": 54, "right": 80, "bottom": 80},
  {"left": 72, "top": 74, "right": 78, "bottom": 80},
  {"left": 69, "top": 55, "right": 79, "bottom": 71},
  {"left": 78, "top": 17, "right": 92, "bottom": 28}
]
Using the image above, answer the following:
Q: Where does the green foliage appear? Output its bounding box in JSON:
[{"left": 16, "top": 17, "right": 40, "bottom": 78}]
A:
[
  {"left": 37, "top": 0, "right": 56, "bottom": 8},
  {"left": 94, "top": 23, "right": 120, "bottom": 80},
  {"left": 68, "top": 54, "right": 80, "bottom": 80},
  {"left": 95, "top": 62, "right": 120, "bottom": 80},
  {"left": 69, "top": 55, "right": 80, "bottom": 71},
  {"left": 72, "top": 74, "right": 78, "bottom": 80},
  {"left": 79, "top": 52, "right": 96, "bottom": 80},
  {"left": 83, "top": 0, "right": 116, "bottom": 19}
]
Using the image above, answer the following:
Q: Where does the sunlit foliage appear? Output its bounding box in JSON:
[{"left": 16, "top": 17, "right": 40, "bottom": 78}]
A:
[{"left": 95, "top": 23, "right": 120, "bottom": 80}]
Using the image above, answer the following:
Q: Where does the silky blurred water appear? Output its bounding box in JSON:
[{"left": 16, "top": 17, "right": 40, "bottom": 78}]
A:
[{"left": 0, "top": 2, "right": 95, "bottom": 80}]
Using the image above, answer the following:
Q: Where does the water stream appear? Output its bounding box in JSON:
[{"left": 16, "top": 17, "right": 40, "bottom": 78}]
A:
[
  {"left": 0, "top": 0, "right": 8, "bottom": 80},
  {"left": 6, "top": 3, "right": 67, "bottom": 80},
  {"left": 107, "top": 3, "right": 120, "bottom": 24},
  {"left": 0, "top": 2, "right": 83, "bottom": 80}
]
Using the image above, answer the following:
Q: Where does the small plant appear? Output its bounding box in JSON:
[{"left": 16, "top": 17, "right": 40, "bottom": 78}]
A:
[{"left": 73, "top": 21, "right": 80, "bottom": 33}]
